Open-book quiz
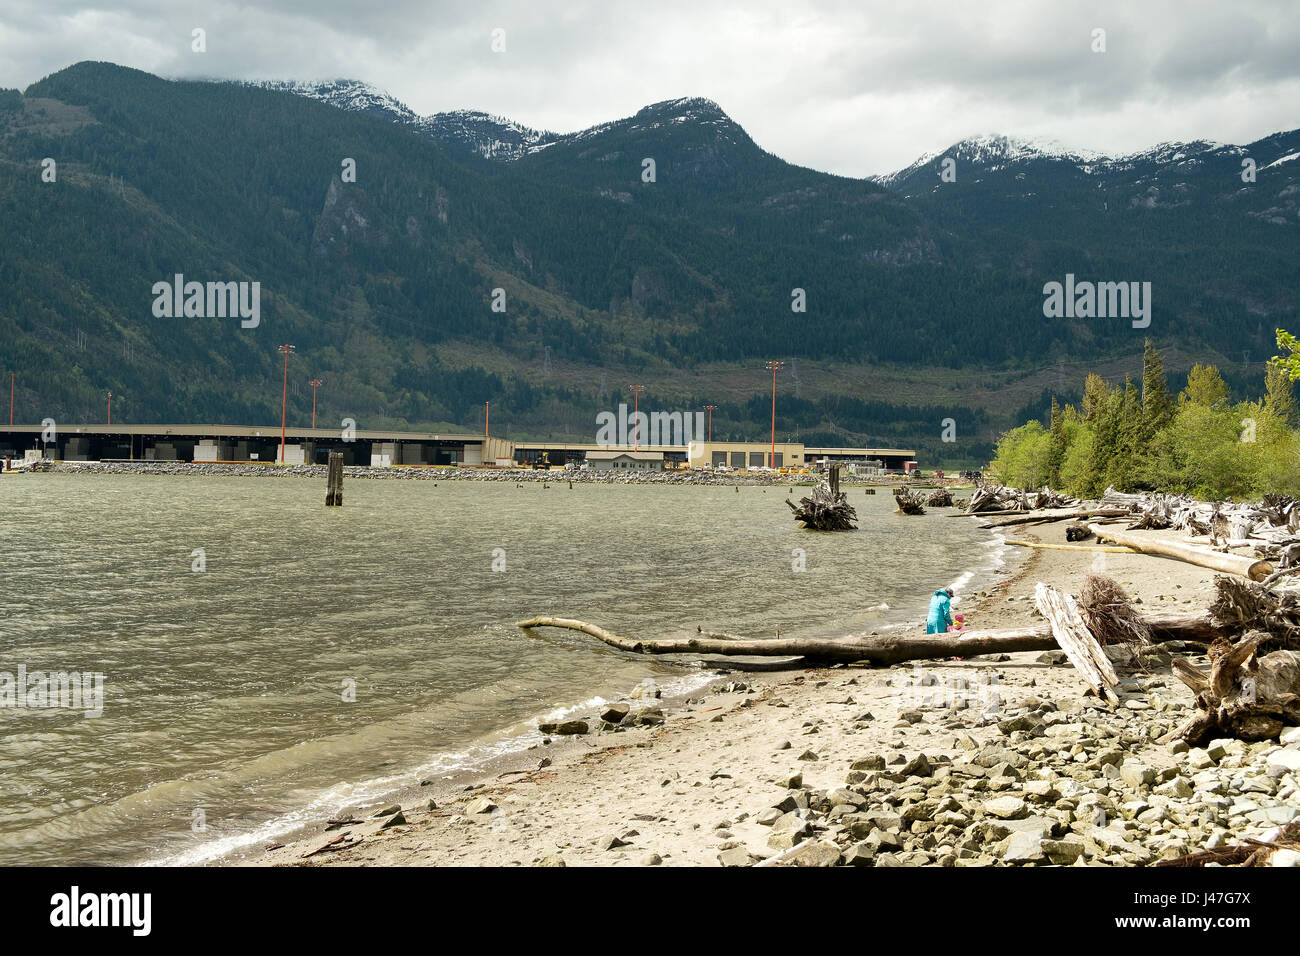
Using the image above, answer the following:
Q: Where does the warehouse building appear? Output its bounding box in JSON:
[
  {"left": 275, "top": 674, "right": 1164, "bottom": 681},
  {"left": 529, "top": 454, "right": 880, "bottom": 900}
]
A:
[
  {"left": 684, "top": 441, "right": 916, "bottom": 472},
  {"left": 0, "top": 423, "right": 511, "bottom": 468}
]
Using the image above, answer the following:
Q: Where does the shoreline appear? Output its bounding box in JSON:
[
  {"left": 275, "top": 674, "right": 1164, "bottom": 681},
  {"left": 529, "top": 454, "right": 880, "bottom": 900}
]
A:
[
  {"left": 165, "top": 667, "right": 725, "bottom": 867},
  {"left": 241, "top": 521, "right": 1298, "bottom": 868},
  {"left": 19, "top": 459, "right": 972, "bottom": 487},
  {"left": 196, "top": 536, "right": 1013, "bottom": 868}
]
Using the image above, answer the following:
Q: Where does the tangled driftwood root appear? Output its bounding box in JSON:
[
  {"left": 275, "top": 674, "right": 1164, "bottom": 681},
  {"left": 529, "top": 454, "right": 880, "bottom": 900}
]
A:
[
  {"left": 893, "top": 488, "right": 926, "bottom": 515},
  {"left": 926, "top": 487, "right": 954, "bottom": 507},
  {"left": 786, "top": 464, "right": 858, "bottom": 531},
  {"left": 1162, "top": 578, "right": 1300, "bottom": 745},
  {"left": 1208, "top": 577, "right": 1300, "bottom": 651},
  {"left": 1077, "top": 573, "right": 1152, "bottom": 649},
  {"left": 1168, "top": 632, "right": 1300, "bottom": 745},
  {"left": 1157, "top": 819, "right": 1300, "bottom": 867},
  {"left": 967, "top": 479, "right": 1026, "bottom": 514}
]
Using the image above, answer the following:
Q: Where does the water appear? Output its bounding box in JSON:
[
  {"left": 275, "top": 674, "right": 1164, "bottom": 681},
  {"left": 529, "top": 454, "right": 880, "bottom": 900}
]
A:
[{"left": 0, "top": 475, "right": 1009, "bottom": 865}]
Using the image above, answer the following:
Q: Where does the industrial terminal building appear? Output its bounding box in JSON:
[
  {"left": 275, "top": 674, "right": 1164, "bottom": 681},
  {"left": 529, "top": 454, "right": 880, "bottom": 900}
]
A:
[
  {"left": 0, "top": 424, "right": 916, "bottom": 473},
  {"left": 0, "top": 423, "right": 512, "bottom": 468},
  {"left": 510, "top": 439, "right": 916, "bottom": 471}
]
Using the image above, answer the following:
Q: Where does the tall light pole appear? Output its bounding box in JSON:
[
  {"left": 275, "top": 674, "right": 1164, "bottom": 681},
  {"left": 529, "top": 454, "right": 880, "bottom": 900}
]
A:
[
  {"left": 278, "top": 344, "right": 295, "bottom": 462},
  {"left": 765, "top": 361, "right": 785, "bottom": 469},
  {"left": 703, "top": 405, "right": 717, "bottom": 443},
  {"left": 484, "top": 401, "right": 490, "bottom": 439},
  {"left": 630, "top": 384, "right": 645, "bottom": 451},
  {"left": 309, "top": 379, "right": 323, "bottom": 429},
  {"left": 107, "top": 391, "right": 112, "bottom": 426},
  {"left": 9, "top": 373, "right": 13, "bottom": 425}
]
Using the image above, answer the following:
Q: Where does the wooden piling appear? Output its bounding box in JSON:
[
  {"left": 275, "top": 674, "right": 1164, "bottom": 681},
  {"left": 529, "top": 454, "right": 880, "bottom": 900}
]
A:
[{"left": 325, "top": 452, "right": 343, "bottom": 506}]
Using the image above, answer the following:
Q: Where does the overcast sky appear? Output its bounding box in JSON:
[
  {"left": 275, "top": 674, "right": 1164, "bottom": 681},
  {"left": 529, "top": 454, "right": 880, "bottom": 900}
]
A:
[{"left": 2, "top": 0, "right": 1297, "bottom": 176}]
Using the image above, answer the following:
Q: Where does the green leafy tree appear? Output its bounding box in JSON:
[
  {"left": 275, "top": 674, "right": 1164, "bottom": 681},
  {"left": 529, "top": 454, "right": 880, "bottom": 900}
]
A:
[
  {"left": 1273, "top": 329, "right": 1300, "bottom": 383},
  {"left": 1264, "top": 361, "right": 1298, "bottom": 427},
  {"left": 997, "top": 352, "right": 1299, "bottom": 501},
  {"left": 1179, "top": 364, "right": 1230, "bottom": 409},
  {"left": 990, "top": 420, "right": 1053, "bottom": 489}
]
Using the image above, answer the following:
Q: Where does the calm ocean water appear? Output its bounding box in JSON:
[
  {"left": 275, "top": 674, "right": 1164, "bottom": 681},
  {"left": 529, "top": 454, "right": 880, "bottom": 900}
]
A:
[{"left": 0, "top": 474, "right": 1010, "bottom": 865}]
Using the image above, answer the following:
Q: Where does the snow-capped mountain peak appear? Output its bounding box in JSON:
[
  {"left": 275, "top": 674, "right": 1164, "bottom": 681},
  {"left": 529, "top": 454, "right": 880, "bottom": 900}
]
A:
[{"left": 242, "top": 79, "right": 419, "bottom": 125}]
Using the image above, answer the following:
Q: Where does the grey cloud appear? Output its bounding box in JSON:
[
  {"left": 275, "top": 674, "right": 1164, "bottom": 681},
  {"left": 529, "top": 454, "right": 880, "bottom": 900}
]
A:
[{"left": 1, "top": 0, "right": 1296, "bottom": 177}]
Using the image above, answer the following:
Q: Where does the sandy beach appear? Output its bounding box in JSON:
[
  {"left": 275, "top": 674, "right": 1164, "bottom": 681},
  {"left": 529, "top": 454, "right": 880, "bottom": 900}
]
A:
[{"left": 240, "top": 514, "right": 1300, "bottom": 868}]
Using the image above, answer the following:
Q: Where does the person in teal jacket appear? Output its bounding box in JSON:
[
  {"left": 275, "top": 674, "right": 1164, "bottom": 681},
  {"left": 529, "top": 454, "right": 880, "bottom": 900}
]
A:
[{"left": 926, "top": 588, "right": 954, "bottom": 634}]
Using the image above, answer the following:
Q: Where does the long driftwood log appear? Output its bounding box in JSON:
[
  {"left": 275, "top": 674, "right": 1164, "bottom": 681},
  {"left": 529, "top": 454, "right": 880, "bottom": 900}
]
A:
[
  {"left": 1033, "top": 582, "right": 1121, "bottom": 704},
  {"left": 516, "top": 611, "right": 1217, "bottom": 667},
  {"left": 978, "top": 508, "right": 1128, "bottom": 529},
  {"left": 1088, "top": 524, "right": 1274, "bottom": 581}
]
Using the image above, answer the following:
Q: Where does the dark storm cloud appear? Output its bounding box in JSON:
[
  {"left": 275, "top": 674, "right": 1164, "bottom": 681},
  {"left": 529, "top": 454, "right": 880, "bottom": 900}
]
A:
[{"left": 1, "top": 0, "right": 1296, "bottom": 176}]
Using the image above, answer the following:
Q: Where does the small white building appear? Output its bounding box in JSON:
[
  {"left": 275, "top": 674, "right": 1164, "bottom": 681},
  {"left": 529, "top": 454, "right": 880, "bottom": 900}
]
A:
[{"left": 585, "top": 450, "right": 665, "bottom": 472}]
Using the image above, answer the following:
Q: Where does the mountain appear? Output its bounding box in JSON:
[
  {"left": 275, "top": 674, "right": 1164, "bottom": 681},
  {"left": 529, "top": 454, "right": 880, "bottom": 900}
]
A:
[
  {"left": 243, "top": 84, "right": 935, "bottom": 261},
  {"left": 875, "top": 130, "right": 1300, "bottom": 223},
  {"left": 1, "top": 62, "right": 1297, "bottom": 467},
  {"left": 415, "top": 110, "right": 555, "bottom": 161},
  {"left": 247, "top": 79, "right": 421, "bottom": 125},
  {"left": 244, "top": 80, "right": 559, "bottom": 162}
]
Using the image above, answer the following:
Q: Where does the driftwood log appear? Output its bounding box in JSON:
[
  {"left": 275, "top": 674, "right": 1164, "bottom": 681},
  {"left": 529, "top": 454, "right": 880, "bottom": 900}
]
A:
[
  {"left": 1033, "top": 582, "right": 1121, "bottom": 703},
  {"left": 1089, "top": 524, "right": 1274, "bottom": 581},
  {"left": 1101, "top": 487, "right": 1300, "bottom": 543},
  {"left": 1065, "top": 523, "right": 1093, "bottom": 542},
  {"left": 1259, "top": 493, "right": 1298, "bottom": 526},
  {"left": 787, "top": 465, "right": 858, "bottom": 530},
  {"left": 978, "top": 508, "right": 1126, "bottom": 529},
  {"left": 516, "top": 608, "right": 1216, "bottom": 668}
]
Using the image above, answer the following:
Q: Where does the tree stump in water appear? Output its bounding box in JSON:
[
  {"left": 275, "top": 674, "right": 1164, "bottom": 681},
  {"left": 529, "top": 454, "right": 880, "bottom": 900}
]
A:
[
  {"left": 786, "top": 465, "right": 858, "bottom": 530},
  {"left": 893, "top": 487, "right": 926, "bottom": 515},
  {"left": 926, "top": 487, "right": 954, "bottom": 507}
]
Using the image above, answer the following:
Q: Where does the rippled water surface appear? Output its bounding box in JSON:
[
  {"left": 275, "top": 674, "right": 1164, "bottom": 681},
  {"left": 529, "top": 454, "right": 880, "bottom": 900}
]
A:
[{"left": 0, "top": 474, "right": 1006, "bottom": 865}]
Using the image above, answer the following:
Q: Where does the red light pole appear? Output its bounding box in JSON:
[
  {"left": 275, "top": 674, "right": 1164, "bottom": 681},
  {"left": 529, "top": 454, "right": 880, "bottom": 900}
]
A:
[
  {"left": 485, "top": 401, "right": 490, "bottom": 438},
  {"left": 278, "top": 344, "right": 295, "bottom": 462},
  {"left": 765, "top": 361, "right": 784, "bottom": 469},
  {"left": 703, "top": 405, "right": 717, "bottom": 443},
  {"left": 630, "top": 384, "right": 645, "bottom": 451},
  {"left": 309, "top": 379, "right": 323, "bottom": 429}
]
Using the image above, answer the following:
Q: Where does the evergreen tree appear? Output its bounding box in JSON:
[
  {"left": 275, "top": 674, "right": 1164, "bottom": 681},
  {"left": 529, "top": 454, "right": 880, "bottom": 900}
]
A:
[
  {"left": 1047, "top": 395, "right": 1065, "bottom": 488},
  {"left": 1141, "top": 338, "right": 1172, "bottom": 427},
  {"left": 1082, "top": 373, "right": 1110, "bottom": 421}
]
